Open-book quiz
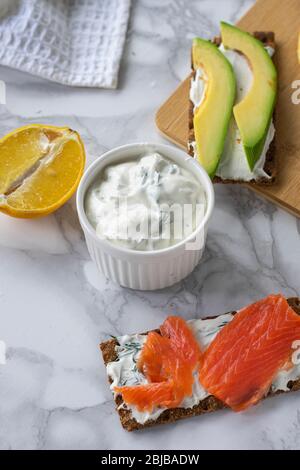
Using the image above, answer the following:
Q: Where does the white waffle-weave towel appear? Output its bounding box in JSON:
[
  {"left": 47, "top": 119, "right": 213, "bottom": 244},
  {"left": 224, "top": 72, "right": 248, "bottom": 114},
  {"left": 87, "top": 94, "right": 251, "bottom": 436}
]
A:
[{"left": 0, "top": 0, "right": 131, "bottom": 88}]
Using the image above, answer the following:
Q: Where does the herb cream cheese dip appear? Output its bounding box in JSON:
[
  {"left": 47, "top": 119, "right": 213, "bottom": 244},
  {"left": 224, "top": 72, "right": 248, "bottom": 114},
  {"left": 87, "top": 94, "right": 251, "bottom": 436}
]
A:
[{"left": 85, "top": 152, "right": 206, "bottom": 251}]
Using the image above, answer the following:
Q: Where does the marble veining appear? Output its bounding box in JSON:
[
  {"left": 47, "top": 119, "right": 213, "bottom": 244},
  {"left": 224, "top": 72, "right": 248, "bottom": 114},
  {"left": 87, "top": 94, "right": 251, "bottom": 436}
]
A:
[{"left": 0, "top": 0, "right": 300, "bottom": 450}]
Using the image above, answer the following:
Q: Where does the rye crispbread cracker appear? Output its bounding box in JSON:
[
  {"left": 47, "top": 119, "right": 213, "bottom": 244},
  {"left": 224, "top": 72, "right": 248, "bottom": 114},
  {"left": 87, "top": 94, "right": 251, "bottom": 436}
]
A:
[
  {"left": 188, "top": 32, "right": 277, "bottom": 185},
  {"left": 100, "top": 297, "right": 300, "bottom": 432}
]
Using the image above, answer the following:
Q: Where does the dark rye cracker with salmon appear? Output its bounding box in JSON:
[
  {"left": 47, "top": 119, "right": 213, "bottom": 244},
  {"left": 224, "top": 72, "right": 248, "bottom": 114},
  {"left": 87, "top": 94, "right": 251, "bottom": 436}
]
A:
[{"left": 100, "top": 297, "right": 300, "bottom": 432}]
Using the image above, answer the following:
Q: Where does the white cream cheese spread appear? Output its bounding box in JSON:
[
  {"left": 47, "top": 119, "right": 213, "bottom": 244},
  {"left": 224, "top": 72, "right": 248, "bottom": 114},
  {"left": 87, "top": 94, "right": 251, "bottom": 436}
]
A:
[
  {"left": 189, "top": 44, "right": 275, "bottom": 181},
  {"left": 85, "top": 153, "right": 206, "bottom": 251},
  {"left": 107, "top": 314, "right": 300, "bottom": 425},
  {"left": 190, "top": 68, "right": 207, "bottom": 110}
]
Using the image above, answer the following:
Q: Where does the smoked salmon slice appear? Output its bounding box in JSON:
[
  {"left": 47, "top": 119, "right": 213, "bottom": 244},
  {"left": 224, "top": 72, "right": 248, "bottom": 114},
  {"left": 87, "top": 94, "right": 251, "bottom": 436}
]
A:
[
  {"left": 114, "top": 382, "right": 175, "bottom": 413},
  {"left": 160, "top": 316, "right": 202, "bottom": 397},
  {"left": 160, "top": 316, "right": 202, "bottom": 366},
  {"left": 115, "top": 316, "right": 202, "bottom": 411},
  {"left": 199, "top": 294, "right": 300, "bottom": 411},
  {"left": 137, "top": 331, "right": 172, "bottom": 383}
]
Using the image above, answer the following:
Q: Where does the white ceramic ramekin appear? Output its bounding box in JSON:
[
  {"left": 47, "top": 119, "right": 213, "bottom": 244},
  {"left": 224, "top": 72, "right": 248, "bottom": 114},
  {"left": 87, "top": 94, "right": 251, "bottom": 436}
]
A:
[{"left": 76, "top": 143, "right": 214, "bottom": 290}]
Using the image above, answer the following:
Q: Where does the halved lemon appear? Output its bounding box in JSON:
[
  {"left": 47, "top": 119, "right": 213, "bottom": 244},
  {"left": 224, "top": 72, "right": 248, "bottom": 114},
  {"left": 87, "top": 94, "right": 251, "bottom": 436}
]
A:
[{"left": 0, "top": 124, "right": 85, "bottom": 218}]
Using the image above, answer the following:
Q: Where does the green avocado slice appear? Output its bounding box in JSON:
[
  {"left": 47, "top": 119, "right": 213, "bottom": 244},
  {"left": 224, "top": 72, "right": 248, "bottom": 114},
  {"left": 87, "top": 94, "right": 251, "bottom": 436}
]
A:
[
  {"left": 192, "top": 38, "right": 236, "bottom": 178},
  {"left": 220, "top": 22, "right": 277, "bottom": 170}
]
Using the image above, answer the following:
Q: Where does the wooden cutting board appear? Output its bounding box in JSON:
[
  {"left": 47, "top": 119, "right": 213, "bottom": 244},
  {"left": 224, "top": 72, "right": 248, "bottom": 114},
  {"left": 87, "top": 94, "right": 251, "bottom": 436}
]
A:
[{"left": 156, "top": 0, "right": 300, "bottom": 217}]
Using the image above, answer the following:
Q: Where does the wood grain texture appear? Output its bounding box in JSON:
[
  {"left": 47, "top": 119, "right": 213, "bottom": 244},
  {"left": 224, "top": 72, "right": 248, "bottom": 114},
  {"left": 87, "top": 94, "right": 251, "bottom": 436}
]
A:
[{"left": 155, "top": 0, "right": 300, "bottom": 217}]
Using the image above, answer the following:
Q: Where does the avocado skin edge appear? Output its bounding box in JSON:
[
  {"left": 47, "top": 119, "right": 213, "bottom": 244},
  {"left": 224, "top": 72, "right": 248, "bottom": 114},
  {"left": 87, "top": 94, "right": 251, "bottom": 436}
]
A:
[{"left": 244, "top": 117, "right": 272, "bottom": 171}]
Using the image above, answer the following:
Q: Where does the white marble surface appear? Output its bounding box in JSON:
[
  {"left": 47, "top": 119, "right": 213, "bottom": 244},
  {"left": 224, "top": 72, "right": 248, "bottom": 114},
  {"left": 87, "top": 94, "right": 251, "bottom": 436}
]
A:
[{"left": 0, "top": 0, "right": 300, "bottom": 450}]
